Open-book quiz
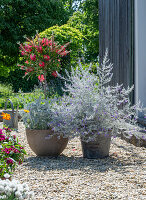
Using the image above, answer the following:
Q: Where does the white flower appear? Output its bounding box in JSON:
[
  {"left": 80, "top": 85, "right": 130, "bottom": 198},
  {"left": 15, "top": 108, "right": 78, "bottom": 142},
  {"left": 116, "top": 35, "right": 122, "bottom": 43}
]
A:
[
  {"left": 0, "top": 194, "right": 7, "bottom": 199},
  {"left": 18, "top": 195, "right": 23, "bottom": 200},
  {"left": 5, "top": 186, "right": 11, "bottom": 193},
  {"left": 0, "top": 185, "right": 4, "bottom": 192},
  {"left": 3, "top": 173, "right": 10, "bottom": 179},
  {"left": 16, "top": 184, "right": 24, "bottom": 192},
  {"left": 15, "top": 191, "right": 22, "bottom": 198}
]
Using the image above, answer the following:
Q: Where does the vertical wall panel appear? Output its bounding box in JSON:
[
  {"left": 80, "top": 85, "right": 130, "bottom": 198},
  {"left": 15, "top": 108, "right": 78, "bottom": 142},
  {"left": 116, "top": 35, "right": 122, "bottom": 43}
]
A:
[{"left": 99, "top": 0, "right": 134, "bottom": 91}]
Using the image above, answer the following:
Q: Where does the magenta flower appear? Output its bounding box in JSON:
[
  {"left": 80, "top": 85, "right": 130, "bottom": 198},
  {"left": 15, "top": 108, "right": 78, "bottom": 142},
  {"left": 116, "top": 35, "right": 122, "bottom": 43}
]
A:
[{"left": 6, "top": 158, "right": 13, "bottom": 165}]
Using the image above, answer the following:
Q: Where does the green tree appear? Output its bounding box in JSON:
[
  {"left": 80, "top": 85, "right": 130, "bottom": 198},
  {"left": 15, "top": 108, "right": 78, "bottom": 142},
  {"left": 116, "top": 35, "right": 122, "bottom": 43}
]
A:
[
  {"left": 67, "top": 0, "right": 99, "bottom": 62},
  {"left": 0, "top": 0, "right": 70, "bottom": 76}
]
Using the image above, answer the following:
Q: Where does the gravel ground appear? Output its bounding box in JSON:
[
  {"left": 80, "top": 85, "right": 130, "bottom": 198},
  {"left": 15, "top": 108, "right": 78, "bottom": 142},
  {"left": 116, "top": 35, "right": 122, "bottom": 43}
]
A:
[{"left": 1, "top": 122, "right": 146, "bottom": 200}]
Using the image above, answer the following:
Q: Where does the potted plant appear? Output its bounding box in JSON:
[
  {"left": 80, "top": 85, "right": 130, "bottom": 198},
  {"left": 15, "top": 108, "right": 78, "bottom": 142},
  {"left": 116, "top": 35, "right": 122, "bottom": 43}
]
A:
[
  {"left": 50, "top": 52, "right": 141, "bottom": 159},
  {"left": 20, "top": 97, "right": 68, "bottom": 156},
  {"left": 0, "top": 127, "right": 26, "bottom": 179},
  {"left": 18, "top": 33, "right": 70, "bottom": 99}
]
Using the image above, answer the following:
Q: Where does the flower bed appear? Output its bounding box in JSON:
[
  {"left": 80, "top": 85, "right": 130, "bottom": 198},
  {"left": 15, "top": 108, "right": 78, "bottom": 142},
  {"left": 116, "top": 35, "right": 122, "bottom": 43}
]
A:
[{"left": 0, "top": 127, "right": 26, "bottom": 178}]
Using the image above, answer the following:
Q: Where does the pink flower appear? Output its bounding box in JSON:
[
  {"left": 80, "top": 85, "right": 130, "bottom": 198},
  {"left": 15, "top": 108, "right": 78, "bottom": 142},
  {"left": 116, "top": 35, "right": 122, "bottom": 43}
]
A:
[
  {"left": 38, "top": 75, "right": 45, "bottom": 82},
  {"left": 25, "top": 72, "right": 28, "bottom": 76},
  {"left": 39, "top": 62, "right": 45, "bottom": 68},
  {"left": 43, "top": 55, "right": 50, "bottom": 61},
  {"left": 52, "top": 71, "right": 58, "bottom": 78},
  {"left": 25, "top": 60, "right": 29, "bottom": 64},
  {"left": 30, "top": 54, "right": 36, "bottom": 61},
  {"left": 72, "top": 148, "right": 76, "bottom": 151}
]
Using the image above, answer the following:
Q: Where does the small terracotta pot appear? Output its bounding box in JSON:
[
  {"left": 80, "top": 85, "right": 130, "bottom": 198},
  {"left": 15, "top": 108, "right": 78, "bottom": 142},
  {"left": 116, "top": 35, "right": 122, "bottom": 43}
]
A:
[
  {"left": 26, "top": 129, "right": 68, "bottom": 156},
  {"left": 81, "top": 133, "right": 111, "bottom": 159}
]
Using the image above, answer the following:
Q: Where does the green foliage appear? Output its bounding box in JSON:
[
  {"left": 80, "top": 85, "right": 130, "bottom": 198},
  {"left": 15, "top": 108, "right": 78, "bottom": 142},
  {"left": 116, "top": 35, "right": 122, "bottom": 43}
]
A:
[
  {"left": 67, "top": 0, "right": 99, "bottom": 62},
  {"left": 0, "top": 69, "right": 39, "bottom": 92},
  {"left": 0, "top": 83, "right": 14, "bottom": 99},
  {"left": 0, "top": 87, "right": 45, "bottom": 109},
  {"left": 0, "top": 0, "right": 70, "bottom": 76},
  {"left": 39, "top": 24, "right": 84, "bottom": 67}
]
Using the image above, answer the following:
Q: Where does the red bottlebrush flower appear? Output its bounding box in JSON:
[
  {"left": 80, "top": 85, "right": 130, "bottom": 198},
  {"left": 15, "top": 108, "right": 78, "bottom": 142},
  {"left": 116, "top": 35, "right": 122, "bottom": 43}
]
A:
[
  {"left": 21, "top": 51, "right": 26, "bottom": 56},
  {"left": 52, "top": 71, "right": 58, "bottom": 78},
  {"left": 37, "top": 46, "right": 43, "bottom": 53},
  {"left": 20, "top": 66, "right": 25, "bottom": 70},
  {"left": 43, "top": 55, "right": 50, "bottom": 61},
  {"left": 26, "top": 67, "right": 33, "bottom": 72},
  {"left": 30, "top": 54, "right": 36, "bottom": 61},
  {"left": 38, "top": 75, "right": 45, "bottom": 82},
  {"left": 39, "top": 62, "right": 45, "bottom": 68},
  {"left": 42, "top": 38, "right": 49, "bottom": 46},
  {"left": 25, "top": 72, "right": 28, "bottom": 76},
  {"left": 25, "top": 45, "right": 32, "bottom": 52}
]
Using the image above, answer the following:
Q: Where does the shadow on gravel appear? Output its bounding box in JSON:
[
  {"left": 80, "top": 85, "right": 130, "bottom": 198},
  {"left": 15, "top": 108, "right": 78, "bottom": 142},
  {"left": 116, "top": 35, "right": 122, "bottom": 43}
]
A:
[{"left": 23, "top": 150, "right": 145, "bottom": 174}]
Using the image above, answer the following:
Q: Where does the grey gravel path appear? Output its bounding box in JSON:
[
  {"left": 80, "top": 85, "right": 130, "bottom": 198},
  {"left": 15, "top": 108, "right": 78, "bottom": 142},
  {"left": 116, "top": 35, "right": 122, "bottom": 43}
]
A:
[{"left": 1, "top": 122, "right": 146, "bottom": 200}]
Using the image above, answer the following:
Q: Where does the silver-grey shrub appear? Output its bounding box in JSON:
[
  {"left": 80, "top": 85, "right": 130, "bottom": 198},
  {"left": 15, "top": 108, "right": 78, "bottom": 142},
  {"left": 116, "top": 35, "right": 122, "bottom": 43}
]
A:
[
  {"left": 20, "top": 96, "right": 52, "bottom": 130},
  {"left": 50, "top": 51, "right": 141, "bottom": 142}
]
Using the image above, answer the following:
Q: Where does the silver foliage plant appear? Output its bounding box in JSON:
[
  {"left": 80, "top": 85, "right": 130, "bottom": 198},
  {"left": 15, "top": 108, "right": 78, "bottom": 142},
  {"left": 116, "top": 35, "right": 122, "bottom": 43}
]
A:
[
  {"left": 20, "top": 96, "right": 52, "bottom": 130},
  {"left": 50, "top": 51, "right": 141, "bottom": 142}
]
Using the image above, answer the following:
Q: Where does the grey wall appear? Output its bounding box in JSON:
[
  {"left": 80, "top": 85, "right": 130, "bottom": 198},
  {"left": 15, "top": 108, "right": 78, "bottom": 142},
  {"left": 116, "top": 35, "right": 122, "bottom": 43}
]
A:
[
  {"left": 135, "top": 0, "right": 146, "bottom": 116},
  {"left": 99, "top": 0, "right": 134, "bottom": 100}
]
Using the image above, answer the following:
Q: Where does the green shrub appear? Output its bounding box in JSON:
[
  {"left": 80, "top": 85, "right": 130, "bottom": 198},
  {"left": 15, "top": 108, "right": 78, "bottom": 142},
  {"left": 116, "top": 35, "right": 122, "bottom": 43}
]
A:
[
  {"left": 0, "top": 69, "right": 39, "bottom": 93},
  {"left": 39, "top": 24, "right": 85, "bottom": 67},
  {"left": 0, "top": 87, "right": 45, "bottom": 109},
  {"left": 0, "top": 83, "right": 14, "bottom": 98}
]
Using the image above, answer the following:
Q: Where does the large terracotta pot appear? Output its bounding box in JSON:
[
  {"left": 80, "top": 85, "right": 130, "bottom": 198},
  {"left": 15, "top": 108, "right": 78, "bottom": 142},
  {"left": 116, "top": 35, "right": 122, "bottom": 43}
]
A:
[
  {"left": 81, "top": 132, "right": 111, "bottom": 159},
  {"left": 26, "top": 129, "right": 68, "bottom": 156}
]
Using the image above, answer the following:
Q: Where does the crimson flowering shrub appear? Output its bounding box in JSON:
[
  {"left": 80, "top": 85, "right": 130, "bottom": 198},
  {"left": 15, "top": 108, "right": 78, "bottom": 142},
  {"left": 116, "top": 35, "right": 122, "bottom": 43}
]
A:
[
  {"left": 19, "top": 34, "right": 70, "bottom": 78},
  {"left": 0, "top": 127, "right": 26, "bottom": 178},
  {"left": 18, "top": 34, "right": 70, "bottom": 97}
]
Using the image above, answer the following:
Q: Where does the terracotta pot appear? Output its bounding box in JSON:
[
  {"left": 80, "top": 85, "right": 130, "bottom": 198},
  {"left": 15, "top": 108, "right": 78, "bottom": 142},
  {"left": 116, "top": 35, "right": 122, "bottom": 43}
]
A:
[
  {"left": 26, "top": 129, "right": 68, "bottom": 156},
  {"left": 81, "top": 133, "right": 111, "bottom": 159}
]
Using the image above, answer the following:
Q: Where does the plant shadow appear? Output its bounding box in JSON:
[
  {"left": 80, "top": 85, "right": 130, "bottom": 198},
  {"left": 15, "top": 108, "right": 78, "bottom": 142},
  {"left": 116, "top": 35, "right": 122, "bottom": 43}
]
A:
[{"left": 23, "top": 149, "right": 145, "bottom": 175}]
